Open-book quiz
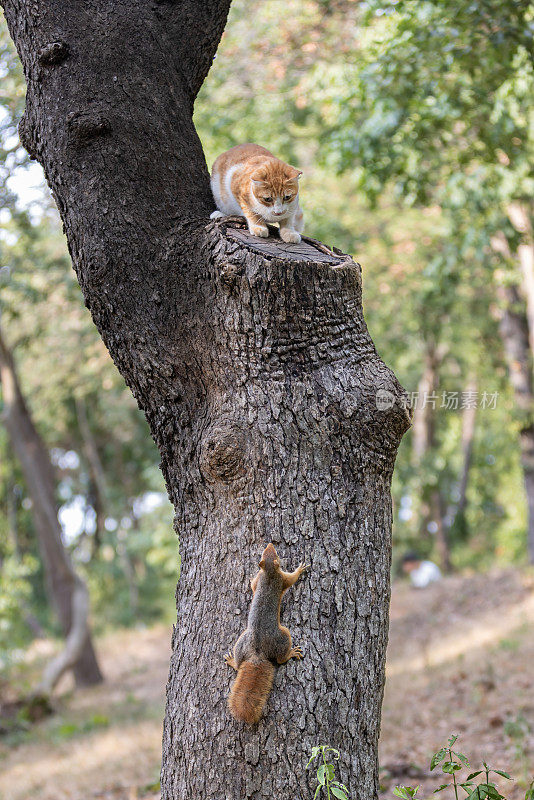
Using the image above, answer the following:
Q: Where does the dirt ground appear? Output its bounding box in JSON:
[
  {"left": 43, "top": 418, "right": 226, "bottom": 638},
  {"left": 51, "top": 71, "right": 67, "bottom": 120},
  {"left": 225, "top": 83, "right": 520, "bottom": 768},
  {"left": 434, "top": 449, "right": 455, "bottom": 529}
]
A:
[{"left": 1, "top": 568, "right": 533, "bottom": 800}]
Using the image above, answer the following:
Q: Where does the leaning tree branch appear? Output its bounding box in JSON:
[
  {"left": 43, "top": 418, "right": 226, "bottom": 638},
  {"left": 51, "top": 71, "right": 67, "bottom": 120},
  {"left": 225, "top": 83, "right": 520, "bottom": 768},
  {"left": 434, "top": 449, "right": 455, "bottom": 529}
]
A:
[
  {"left": 0, "top": 324, "right": 102, "bottom": 690},
  {"left": 34, "top": 576, "right": 90, "bottom": 696}
]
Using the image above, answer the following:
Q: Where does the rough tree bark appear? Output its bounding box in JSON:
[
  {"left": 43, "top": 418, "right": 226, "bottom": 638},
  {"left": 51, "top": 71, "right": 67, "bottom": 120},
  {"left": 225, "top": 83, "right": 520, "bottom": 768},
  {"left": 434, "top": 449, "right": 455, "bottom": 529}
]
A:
[
  {"left": 1, "top": 3, "right": 409, "bottom": 797},
  {"left": 0, "top": 326, "right": 103, "bottom": 690}
]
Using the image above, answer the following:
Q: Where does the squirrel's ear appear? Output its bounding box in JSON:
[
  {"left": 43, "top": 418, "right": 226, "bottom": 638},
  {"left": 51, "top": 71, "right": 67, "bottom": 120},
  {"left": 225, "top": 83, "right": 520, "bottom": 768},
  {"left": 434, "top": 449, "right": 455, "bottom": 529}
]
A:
[{"left": 259, "top": 559, "right": 266, "bottom": 570}]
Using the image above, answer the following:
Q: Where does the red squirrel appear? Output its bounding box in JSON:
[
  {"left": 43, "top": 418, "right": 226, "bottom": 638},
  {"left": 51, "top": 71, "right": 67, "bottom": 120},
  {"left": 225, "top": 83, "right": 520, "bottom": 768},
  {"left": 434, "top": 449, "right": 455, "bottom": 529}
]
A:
[{"left": 224, "top": 543, "right": 308, "bottom": 724}]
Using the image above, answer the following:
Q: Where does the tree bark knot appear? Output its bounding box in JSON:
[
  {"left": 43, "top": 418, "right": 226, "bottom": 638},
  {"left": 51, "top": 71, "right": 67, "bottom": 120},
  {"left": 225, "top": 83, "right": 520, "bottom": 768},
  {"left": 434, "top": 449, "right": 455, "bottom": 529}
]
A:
[
  {"left": 200, "top": 420, "right": 248, "bottom": 484},
  {"left": 18, "top": 113, "right": 39, "bottom": 161},
  {"left": 66, "top": 109, "right": 111, "bottom": 146},
  {"left": 219, "top": 260, "right": 245, "bottom": 290},
  {"left": 38, "top": 40, "right": 69, "bottom": 65}
]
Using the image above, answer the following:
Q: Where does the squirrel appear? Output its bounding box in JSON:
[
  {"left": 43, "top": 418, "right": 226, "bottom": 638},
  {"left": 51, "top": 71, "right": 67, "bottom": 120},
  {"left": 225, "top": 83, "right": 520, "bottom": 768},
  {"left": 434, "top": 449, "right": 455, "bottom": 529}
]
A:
[{"left": 224, "top": 542, "right": 308, "bottom": 724}]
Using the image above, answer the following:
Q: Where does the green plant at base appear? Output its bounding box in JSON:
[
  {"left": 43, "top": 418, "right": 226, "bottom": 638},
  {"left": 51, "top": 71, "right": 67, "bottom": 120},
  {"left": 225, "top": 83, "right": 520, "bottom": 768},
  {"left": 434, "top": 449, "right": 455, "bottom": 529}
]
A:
[
  {"left": 306, "top": 745, "right": 350, "bottom": 800},
  {"left": 394, "top": 787, "right": 420, "bottom": 799},
  {"left": 393, "top": 734, "right": 534, "bottom": 800}
]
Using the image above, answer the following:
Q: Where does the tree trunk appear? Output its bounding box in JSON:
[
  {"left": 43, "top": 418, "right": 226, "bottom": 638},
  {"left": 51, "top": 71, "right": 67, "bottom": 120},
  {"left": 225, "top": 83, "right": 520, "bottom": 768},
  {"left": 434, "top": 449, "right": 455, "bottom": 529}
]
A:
[
  {"left": 5, "top": 467, "right": 20, "bottom": 557},
  {"left": 412, "top": 343, "right": 451, "bottom": 571},
  {"left": 1, "top": 3, "right": 409, "bottom": 796},
  {"left": 449, "top": 376, "right": 477, "bottom": 540},
  {"left": 75, "top": 396, "right": 107, "bottom": 554},
  {"left": 118, "top": 517, "right": 140, "bottom": 619},
  {"left": 456, "top": 377, "right": 477, "bottom": 520},
  {"left": 496, "top": 289, "right": 534, "bottom": 564},
  {"left": 491, "top": 233, "right": 534, "bottom": 563},
  {"left": 4, "top": 458, "right": 46, "bottom": 639},
  {"left": 508, "top": 203, "right": 534, "bottom": 357},
  {"left": 0, "top": 326, "right": 103, "bottom": 690}
]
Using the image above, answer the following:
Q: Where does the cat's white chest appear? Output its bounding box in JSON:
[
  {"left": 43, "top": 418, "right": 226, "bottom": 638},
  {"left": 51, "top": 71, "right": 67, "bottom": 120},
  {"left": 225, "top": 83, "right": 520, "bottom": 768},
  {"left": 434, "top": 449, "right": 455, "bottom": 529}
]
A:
[{"left": 211, "top": 164, "right": 242, "bottom": 216}]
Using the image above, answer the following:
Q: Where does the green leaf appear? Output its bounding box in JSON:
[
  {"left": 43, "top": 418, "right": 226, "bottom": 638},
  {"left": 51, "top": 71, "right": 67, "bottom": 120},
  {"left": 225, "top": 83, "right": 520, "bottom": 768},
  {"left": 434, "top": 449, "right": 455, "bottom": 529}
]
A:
[
  {"left": 485, "top": 786, "right": 505, "bottom": 800},
  {"left": 466, "top": 772, "right": 483, "bottom": 781},
  {"left": 465, "top": 784, "right": 504, "bottom": 800},
  {"left": 325, "top": 747, "right": 341, "bottom": 760},
  {"left": 431, "top": 749, "right": 447, "bottom": 770},
  {"left": 306, "top": 747, "right": 321, "bottom": 768},
  {"left": 393, "top": 787, "right": 419, "bottom": 799},
  {"left": 448, "top": 735, "right": 459, "bottom": 746},
  {"left": 442, "top": 762, "right": 462, "bottom": 774},
  {"left": 493, "top": 770, "right": 511, "bottom": 780},
  {"left": 331, "top": 788, "right": 348, "bottom": 800},
  {"left": 456, "top": 752, "right": 469, "bottom": 766},
  {"left": 324, "top": 764, "right": 335, "bottom": 782},
  {"left": 317, "top": 765, "right": 326, "bottom": 785},
  {"left": 433, "top": 784, "right": 449, "bottom": 793},
  {"left": 465, "top": 787, "right": 488, "bottom": 800}
]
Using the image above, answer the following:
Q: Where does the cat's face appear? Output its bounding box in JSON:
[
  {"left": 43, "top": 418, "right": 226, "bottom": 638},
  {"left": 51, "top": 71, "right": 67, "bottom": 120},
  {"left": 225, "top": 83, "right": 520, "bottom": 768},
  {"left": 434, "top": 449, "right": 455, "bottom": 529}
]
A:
[{"left": 250, "top": 163, "right": 302, "bottom": 223}]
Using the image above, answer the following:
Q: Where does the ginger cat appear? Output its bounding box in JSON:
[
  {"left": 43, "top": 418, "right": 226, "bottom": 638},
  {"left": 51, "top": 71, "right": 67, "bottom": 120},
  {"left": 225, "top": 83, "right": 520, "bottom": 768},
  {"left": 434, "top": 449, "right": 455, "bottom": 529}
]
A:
[{"left": 210, "top": 144, "right": 304, "bottom": 243}]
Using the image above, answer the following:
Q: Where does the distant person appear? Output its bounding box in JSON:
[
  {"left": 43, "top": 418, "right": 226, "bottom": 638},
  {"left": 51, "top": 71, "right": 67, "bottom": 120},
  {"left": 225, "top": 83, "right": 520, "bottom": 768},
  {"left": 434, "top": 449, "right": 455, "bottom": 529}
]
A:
[{"left": 401, "top": 552, "right": 442, "bottom": 588}]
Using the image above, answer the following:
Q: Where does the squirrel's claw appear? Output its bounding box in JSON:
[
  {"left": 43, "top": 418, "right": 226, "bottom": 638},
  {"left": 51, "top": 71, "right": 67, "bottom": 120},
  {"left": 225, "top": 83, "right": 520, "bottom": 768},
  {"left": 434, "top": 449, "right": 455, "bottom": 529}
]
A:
[{"left": 299, "top": 563, "right": 311, "bottom": 572}]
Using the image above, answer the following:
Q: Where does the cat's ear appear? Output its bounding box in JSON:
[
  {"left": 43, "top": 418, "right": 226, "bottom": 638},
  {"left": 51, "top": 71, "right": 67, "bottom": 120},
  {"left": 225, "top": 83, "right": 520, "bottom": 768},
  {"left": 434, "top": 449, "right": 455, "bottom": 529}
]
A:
[
  {"left": 251, "top": 171, "right": 267, "bottom": 184},
  {"left": 287, "top": 167, "right": 303, "bottom": 180}
]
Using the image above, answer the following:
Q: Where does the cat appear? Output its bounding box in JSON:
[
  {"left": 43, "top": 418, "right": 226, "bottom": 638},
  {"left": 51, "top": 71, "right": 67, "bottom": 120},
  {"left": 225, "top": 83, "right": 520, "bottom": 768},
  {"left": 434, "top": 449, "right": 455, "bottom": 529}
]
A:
[{"left": 210, "top": 144, "right": 304, "bottom": 243}]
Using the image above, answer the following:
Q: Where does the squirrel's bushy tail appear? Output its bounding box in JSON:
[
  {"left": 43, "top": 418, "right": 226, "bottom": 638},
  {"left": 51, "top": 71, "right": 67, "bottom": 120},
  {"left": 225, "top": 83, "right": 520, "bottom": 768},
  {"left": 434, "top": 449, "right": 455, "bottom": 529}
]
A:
[{"left": 228, "top": 656, "right": 275, "bottom": 724}]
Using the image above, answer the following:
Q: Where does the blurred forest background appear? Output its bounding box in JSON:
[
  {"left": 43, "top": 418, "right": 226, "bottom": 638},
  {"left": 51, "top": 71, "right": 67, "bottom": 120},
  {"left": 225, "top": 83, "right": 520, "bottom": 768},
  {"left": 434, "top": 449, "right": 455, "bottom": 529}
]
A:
[{"left": 1, "top": 1, "right": 533, "bottom": 798}]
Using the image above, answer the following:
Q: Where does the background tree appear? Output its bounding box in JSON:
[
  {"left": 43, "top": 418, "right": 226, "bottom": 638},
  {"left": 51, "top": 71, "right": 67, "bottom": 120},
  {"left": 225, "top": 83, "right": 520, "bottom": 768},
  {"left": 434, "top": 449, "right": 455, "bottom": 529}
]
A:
[
  {"left": 0, "top": 323, "right": 102, "bottom": 691},
  {"left": 300, "top": 0, "right": 534, "bottom": 559}
]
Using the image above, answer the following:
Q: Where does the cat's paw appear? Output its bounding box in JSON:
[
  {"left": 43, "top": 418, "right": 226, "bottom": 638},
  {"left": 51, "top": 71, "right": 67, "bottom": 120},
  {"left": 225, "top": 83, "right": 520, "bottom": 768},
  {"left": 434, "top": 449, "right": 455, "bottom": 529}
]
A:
[
  {"left": 279, "top": 228, "right": 301, "bottom": 244},
  {"left": 250, "top": 224, "right": 269, "bottom": 238},
  {"left": 210, "top": 210, "right": 224, "bottom": 219}
]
